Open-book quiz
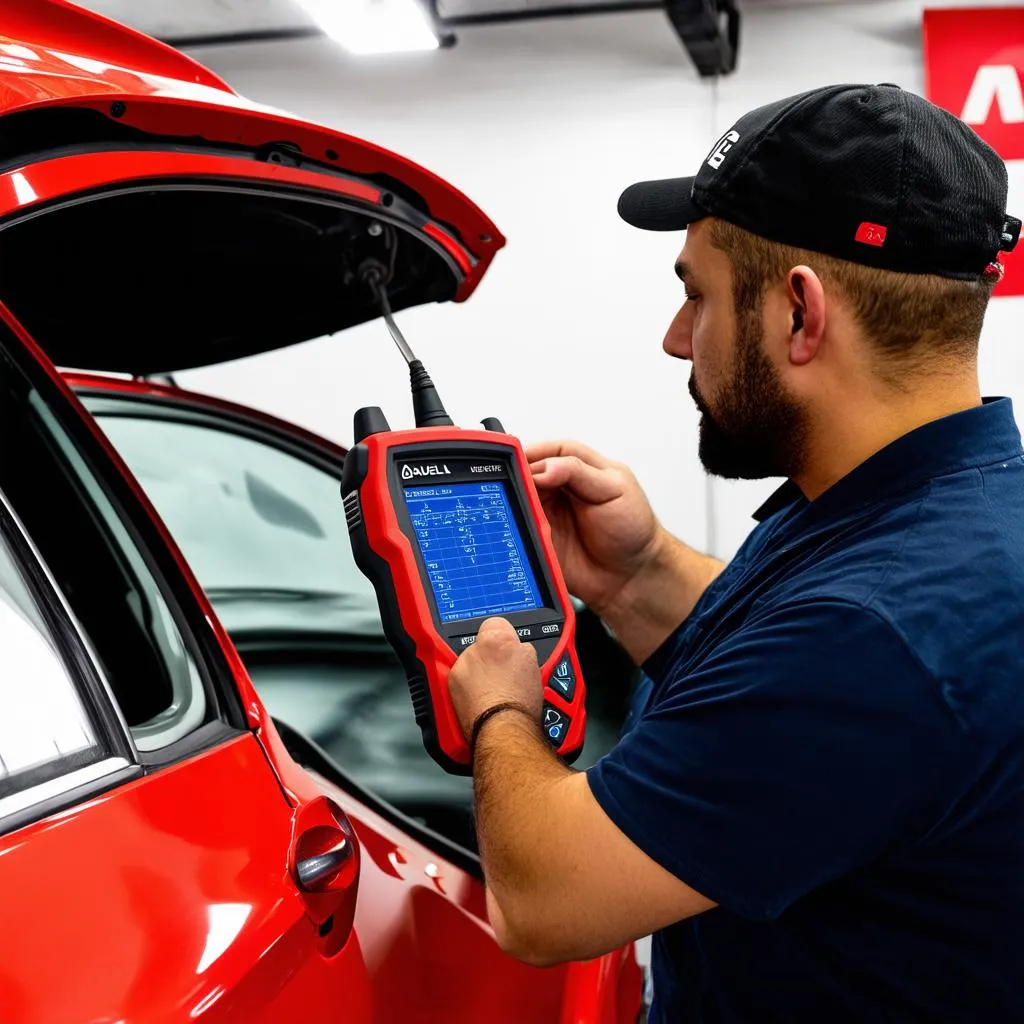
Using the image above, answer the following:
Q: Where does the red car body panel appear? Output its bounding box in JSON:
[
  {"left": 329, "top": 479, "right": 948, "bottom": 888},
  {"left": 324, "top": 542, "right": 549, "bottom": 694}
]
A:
[
  {"left": 0, "top": 4, "right": 642, "bottom": 1020},
  {"left": 312, "top": 768, "right": 642, "bottom": 1024},
  {"left": 0, "top": 0, "right": 234, "bottom": 91},
  {"left": 0, "top": 734, "right": 373, "bottom": 1024}
]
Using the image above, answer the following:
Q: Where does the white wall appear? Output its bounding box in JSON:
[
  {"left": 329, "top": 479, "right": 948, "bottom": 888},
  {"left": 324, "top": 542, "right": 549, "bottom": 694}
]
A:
[{"left": 177, "top": 0, "right": 1024, "bottom": 561}]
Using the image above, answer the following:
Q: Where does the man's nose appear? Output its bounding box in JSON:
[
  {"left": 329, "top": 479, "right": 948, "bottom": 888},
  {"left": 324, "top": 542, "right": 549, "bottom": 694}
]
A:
[{"left": 663, "top": 305, "right": 693, "bottom": 360}]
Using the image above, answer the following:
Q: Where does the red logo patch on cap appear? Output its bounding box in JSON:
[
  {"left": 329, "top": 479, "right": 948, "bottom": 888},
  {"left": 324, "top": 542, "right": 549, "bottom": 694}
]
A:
[{"left": 855, "top": 222, "right": 888, "bottom": 247}]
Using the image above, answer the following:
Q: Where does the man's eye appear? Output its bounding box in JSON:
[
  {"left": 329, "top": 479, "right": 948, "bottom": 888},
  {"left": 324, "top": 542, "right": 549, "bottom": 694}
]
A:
[{"left": 685, "top": 292, "right": 701, "bottom": 303}]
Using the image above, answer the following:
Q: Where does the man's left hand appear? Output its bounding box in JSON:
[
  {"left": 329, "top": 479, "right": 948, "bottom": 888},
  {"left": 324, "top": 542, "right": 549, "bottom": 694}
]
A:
[{"left": 448, "top": 617, "right": 543, "bottom": 742}]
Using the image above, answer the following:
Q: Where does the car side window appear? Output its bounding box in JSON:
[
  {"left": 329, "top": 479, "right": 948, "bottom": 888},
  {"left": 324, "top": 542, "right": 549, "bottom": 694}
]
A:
[
  {"left": 88, "top": 411, "right": 377, "bottom": 611},
  {"left": 29, "top": 395, "right": 208, "bottom": 752},
  {"left": 0, "top": 493, "right": 129, "bottom": 826},
  {"left": 0, "top": 348, "right": 231, "bottom": 763}
]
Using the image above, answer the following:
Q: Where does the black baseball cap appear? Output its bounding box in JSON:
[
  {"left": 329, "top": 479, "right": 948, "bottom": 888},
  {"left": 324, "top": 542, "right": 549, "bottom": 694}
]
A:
[{"left": 618, "top": 83, "right": 1021, "bottom": 280}]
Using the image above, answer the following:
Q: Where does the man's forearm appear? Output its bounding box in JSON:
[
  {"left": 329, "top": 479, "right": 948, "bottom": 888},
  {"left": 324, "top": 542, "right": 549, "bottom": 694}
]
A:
[
  {"left": 472, "top": 702, "right": 712, "bottom": 965},
  {"left": 598, "top": 530, "right": 724, "bottom": 664},
  {"left": 473, "top": 710, "right": 579, "bottom": 960}
]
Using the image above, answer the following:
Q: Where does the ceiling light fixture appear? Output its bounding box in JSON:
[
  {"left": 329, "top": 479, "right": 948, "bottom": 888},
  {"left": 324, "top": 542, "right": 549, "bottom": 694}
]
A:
[{"left": 294, "top": 0, "right": 440, "bottom": 55}]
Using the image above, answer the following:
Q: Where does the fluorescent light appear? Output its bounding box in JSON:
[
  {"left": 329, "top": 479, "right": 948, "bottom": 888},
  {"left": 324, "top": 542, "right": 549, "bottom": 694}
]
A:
[{"left": 296, "top": 0, "right": 440, "bottom": 55}]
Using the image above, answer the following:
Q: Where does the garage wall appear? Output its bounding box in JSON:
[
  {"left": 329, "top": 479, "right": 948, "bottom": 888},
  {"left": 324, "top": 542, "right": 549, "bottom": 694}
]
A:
[{"left": 177, "top": 0, "right": 1024, "bottom": 561}]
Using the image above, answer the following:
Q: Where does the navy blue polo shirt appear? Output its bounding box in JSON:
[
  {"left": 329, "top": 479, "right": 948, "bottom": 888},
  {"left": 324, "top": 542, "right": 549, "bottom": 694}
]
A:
[{"left": 588, "top": 398, "right": 1024, "bottom": 1022}]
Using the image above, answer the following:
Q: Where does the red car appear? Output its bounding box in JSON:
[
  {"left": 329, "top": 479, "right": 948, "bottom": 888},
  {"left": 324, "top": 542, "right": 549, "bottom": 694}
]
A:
[{"left": 0, "top": 2, "right": 643, "bottom": 1021}]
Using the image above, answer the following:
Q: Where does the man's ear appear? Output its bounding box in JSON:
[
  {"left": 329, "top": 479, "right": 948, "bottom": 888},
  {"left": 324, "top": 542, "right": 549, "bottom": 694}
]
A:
[{"left": 786, "top": 266, "right": 825, "bottom": 366}]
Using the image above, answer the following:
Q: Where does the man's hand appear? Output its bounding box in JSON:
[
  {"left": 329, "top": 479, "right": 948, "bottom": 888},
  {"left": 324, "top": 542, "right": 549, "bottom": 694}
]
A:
[
  {"left": 526, "top": 440, "right": 663, "bottom": 618},
  {"left": 527, "top": 439, "right": 725, "bottom": 663},
  {"left": 448, "top": 617, "right": 543, "bottom": 743}
]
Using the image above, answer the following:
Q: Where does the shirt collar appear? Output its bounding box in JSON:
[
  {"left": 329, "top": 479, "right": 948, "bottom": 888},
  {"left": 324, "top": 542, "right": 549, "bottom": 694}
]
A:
[{"left": 753, "top": 397, "right": 1022, "bottom": 524}]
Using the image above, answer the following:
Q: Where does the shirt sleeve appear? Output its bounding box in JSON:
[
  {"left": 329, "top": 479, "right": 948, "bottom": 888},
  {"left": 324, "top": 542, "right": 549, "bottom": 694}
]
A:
[{"left": 586, "top": 598, "right": 962, "bottom": 921}]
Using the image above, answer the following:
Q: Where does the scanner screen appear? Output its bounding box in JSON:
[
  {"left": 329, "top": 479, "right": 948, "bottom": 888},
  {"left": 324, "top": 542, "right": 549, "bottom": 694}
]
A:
[{"left": 404, "top": 481, "right": 544, "bottom": 623}]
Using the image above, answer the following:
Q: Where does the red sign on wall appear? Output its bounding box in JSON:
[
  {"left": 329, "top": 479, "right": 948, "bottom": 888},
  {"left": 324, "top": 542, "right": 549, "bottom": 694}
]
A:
[{"left": 924, "top": 7, "right": 1024, "bottom": 295}]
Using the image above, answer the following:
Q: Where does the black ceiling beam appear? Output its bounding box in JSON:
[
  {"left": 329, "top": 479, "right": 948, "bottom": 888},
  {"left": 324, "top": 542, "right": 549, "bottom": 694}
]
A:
[
  {"left": 164, "top": 4, "right": 660, "bottom": 48},
  {"left": 163, "top": 0, "right": 740, "bottom": 78},
  {"left": 163, "top": 27, "right": 324, "bottom": 49},
  {"left": 440, "top": 2, "right": 661, "bottom": 26},
  {"left": 161, "top": 3, "right": 663, "bottom": 49},
  {"left": 664, "top": 0, "right": 739, "bottom": 76}
]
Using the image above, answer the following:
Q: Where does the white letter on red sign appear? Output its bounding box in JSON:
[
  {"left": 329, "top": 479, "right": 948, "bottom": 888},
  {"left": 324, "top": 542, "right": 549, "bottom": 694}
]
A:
[{"left": 961, "top": 65, "right": 1024, "bottom": 125}]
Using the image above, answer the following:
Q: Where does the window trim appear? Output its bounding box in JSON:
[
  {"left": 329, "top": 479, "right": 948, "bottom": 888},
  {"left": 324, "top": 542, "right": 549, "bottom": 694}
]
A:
[
  {"left": 1, "top": 338, "right": 250, "bottom": 766},
  {"left": 0, "top": 757, "right": 134, "bottom": 824},
  {"left": 0, "top": 488, "right": 141, "bottom": 834},
  {"left": 77, "top": 391, "right": 347, "bottom": 478}
]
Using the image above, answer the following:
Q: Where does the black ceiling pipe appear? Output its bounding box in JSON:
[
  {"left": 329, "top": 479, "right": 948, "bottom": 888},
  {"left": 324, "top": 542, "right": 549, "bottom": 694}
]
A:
[
  {"left": 163, "top": 26, "right": 323, "bottom": 48},
  {"left": 664, "top": 0, "right": 740, "bottom": 76},
  {"left": 164, "top": 0, "right": 740, "bottom": 77},
  {"left": 163, "top": 2, "right": 661, "bottom": 48},
  {"left": 438, "top": 1, "right": 662, "bottom": 26}
]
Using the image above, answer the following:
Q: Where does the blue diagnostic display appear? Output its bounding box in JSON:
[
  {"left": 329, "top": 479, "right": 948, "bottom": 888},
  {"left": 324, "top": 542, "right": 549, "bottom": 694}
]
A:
[{"left": 404, "top": 481, "right": 544, "bottom": 623}]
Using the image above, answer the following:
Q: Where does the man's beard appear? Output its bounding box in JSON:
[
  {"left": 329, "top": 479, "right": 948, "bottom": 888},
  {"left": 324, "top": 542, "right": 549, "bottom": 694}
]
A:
[{"left": 689, "top": 310, "right": 809, "bottom": 480}]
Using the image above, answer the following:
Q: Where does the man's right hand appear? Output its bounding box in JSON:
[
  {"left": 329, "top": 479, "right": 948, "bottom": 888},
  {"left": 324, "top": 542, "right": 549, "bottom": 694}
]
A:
[
  {"left": 526, "top": 440, "right": 724, "bottom": 663},
  {"left": 525, "top": 440, "right": 663, "bottom": 617}
]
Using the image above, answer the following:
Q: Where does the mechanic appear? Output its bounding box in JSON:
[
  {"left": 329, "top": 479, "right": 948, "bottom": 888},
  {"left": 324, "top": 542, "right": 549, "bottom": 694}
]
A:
[{"left": 447, "top": 83, "right": 1024, "bottom": 1022}]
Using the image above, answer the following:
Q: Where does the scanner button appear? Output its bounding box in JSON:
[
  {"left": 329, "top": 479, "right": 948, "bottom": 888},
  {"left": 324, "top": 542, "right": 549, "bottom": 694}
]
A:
[
  {"left": 530, "top": 637, "right": 558, "bottom": 664},
  {"left": 543, "top": 704, "right": 571, "bottom": 746},
  {"left": 549, "top": 658, "right": 576, "bottom": 701},
  {"left": 342, "top": 491, "right": 362, "bottom": 533}
]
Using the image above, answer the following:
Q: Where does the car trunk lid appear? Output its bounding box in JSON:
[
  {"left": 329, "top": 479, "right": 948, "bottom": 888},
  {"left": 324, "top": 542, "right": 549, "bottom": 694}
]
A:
[{"left": 0, "top": 1, "right": 504, "bottom": 374}]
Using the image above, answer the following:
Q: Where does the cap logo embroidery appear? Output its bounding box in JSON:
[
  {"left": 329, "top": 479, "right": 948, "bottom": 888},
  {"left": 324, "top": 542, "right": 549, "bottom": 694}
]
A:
[
  {"left": 706, "top": 130, "right": 740, "bottom": 169},
  {"left": 855, "top": 222, "right": 887, "bottom": 247}
]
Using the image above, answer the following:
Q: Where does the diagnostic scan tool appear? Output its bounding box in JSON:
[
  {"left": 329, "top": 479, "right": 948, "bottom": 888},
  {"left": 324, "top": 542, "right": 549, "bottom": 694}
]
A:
[{"left": 341, "top": 245, "right": 586, "bottom": 773}]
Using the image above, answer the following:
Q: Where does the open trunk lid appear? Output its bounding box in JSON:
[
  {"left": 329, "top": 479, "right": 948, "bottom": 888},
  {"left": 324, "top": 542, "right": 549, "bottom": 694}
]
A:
[{"left": 0, "top": 0, "right": 505, "bottom": 374}]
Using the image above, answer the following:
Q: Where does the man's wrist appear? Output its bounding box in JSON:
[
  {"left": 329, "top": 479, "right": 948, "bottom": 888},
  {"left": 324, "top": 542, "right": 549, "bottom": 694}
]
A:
[
  {"left": 599, "top": 528, "right": 674, "bottom": 614},
  {"left": 470, "top": 701, "right": 536, "bottom": 757},
  {"left": 599, "top": 532, "right": 724, "bottom": 664}
]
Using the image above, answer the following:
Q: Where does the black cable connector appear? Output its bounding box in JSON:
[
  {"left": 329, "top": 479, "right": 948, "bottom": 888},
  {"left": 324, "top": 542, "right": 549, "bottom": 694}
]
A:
[{"left": 409, "top": 359, "right": 454, "bottom": 428}]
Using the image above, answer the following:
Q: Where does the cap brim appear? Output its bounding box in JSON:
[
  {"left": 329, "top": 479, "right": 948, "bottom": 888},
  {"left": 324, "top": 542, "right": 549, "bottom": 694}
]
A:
[{"left": 617, "top": 177, "right": 703, "bottom": 231}]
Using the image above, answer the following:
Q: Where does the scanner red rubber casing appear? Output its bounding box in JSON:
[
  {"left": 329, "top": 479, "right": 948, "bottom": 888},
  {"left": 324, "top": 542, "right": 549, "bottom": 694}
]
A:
[{"left": 341, "top": 426, "right": 586, "bottom": 774}]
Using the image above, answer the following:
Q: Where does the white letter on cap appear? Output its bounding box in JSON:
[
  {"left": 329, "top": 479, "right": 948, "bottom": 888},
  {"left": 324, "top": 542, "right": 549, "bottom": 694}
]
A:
[
  {"left": 961, "top": 65, "right": 1024, "bottom": 125},
  {"left": 707, "top": 130, "right": 740, "bottom": 169}
]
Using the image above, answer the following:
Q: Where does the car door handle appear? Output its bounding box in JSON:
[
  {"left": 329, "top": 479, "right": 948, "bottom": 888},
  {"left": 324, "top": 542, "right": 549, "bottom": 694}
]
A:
[
  {"left": 296, "top": 836, "right": 352, "bottom": 891},
  {"left": 289, "top": 796, "right": 360, "bottom": 945}
]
